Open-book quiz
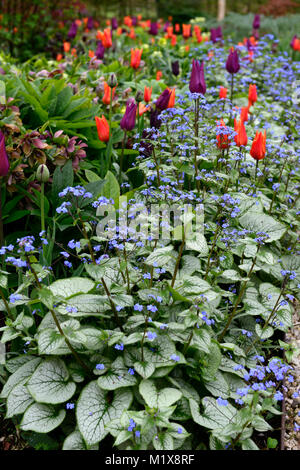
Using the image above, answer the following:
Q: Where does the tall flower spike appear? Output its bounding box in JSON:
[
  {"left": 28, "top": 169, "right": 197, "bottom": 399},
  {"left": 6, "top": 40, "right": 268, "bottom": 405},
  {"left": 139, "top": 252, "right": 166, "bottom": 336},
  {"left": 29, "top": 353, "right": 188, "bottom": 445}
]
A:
[
  {"left": 250, "top": 130, "right": 266, "bottom": 160},
  {"left": 189, "top": 59, "right": 206, "bottom": 95},
  {"left": 0, "top": 130, "right": 10, "bottom": 177}
]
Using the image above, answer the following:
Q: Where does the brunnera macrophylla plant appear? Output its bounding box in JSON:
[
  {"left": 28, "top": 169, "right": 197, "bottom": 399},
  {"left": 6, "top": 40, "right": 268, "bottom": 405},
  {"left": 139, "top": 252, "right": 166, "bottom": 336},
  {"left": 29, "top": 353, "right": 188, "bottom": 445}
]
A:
[
  {"left": 0, "top": 173, "right": 298, "bottom": 450},
  {"left": 0, "top": 15, "right": 299, "bottom": 452}
]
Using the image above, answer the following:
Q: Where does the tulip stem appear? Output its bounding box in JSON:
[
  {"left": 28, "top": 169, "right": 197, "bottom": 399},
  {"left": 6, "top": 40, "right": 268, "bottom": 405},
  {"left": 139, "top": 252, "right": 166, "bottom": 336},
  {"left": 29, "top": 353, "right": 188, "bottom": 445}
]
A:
[
  {"left": 107, "top": 88, "right": 113, "bottom": 173},
  {"left": 0, "top": 180, "right": 3, "bottom": 247},
  {"left": 194, "top": 97, "right": 200, "bottom": 193},
  {"left": 230, "top": 74, "right": 234, "bottom": 105},
  {"left": 41, "top": 181, "right": 45, "bottom": 234},
  {"left": 254, "top": 160, "right": 259, "bottom": 181},
  {"left": 119, "top": 131, "right": 127, "bottom": 186}
]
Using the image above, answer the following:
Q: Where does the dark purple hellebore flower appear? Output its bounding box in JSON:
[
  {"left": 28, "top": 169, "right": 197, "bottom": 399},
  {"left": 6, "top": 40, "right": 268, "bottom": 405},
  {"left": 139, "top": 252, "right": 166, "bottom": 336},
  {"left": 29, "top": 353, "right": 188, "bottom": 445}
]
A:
[
  {"left": 155, "top": 89, "right": 172, "bottom": 111},
  {"left": 171, "top": 60, "right": 180, "bottom": 76},
  {"left": 253, "top": 14, "right": 260, "bottom": 30},
  {"left": 189, "top": 59, "right": 206, "bottom": 95},
  {"left": 67, "top": 21, "right": 78, "bottom": 40},
  {"left": 120, "top": 100, "right": 137, "bottom": 131},
  {"left": 226, "top": 49, "right": 240, "bottom": 74},
  {"left": 96, "top": 41, "right": 105, "bottom": 59},
  {"left": 111, "top": 17, "right": 118, "bottom": 30},
  {"left": 149, "top": 22, "right": 158, "bottom": 35},
  {"left": 0, "top": 130, "right": 10, "bottom": 177}
]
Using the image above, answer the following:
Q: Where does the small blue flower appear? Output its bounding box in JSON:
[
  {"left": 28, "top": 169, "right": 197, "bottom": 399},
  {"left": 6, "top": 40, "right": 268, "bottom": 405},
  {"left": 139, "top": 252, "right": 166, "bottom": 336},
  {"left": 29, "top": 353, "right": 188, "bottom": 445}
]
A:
[
  {"left": 217, "top": 397, "right": 228, "bottom": 406},
  {"left": 96, "top": 363, "right": 105, "bottom": 370}
]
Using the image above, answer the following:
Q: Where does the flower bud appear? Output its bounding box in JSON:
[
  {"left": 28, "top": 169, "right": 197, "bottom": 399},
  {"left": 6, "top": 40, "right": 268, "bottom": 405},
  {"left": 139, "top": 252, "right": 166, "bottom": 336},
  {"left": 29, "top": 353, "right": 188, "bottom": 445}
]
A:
[
  {"left": 135, "top": 90, "right": 143, "bottom": 102},
  {"left": 36, "top": 164, "right": 50, "bottom": 183},
  {"left": 107, "top": 72, "right": 117, "bottom": 88}
]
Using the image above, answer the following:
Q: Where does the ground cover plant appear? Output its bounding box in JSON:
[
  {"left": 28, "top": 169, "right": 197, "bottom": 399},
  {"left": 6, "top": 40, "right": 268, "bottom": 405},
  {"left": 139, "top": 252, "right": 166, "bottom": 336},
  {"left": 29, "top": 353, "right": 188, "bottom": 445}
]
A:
[{"left": 0, "top": 9, "right": 299, "bottom": 451}]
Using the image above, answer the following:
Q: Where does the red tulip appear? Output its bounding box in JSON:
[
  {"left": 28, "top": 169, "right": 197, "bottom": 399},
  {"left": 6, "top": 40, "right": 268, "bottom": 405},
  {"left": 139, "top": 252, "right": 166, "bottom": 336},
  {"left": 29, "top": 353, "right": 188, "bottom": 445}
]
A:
[
  {"left": 248, "top": 84, "right": 257, "bottom": 107},
  {"left": 216, "top": 119, "right": 230, "bottom": 150},
  {"left": 219, "top": 86, "right": 227, "bottom": 99},
  {"left": 130, "top": 48, "right": 143, "bottom": 69},
  {"left": 234, "top": 118, "right": 248, "bottom": 147},
  {"left": 144, "top": 86, "right": 152, "bottom": 103},
  {"left": 95, "top": 115, "right": 110, "bottom": 142},
  {"left": 250, "top": 130, "right": 266, "bottom": 160}
]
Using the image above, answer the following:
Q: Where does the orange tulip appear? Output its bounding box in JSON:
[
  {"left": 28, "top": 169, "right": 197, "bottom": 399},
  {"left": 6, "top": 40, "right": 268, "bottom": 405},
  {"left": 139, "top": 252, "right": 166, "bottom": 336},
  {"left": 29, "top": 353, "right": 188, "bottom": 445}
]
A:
[
  {"left": 167, "top": 88, "right": 176, "bottom": 108},
  {"left": 182, "top": 24, "right": 191, "bottom": 38},
  {"left": 219, "top": 86, "right": 227, "bottom": 99},
  {"left": 97, "top": 28, "right": 112, "bottom": 48},
  {"left": 102, "top": 82, "right": 116, "bottom": 105},
  {"left": 63, "top": 41, "right": 71, "bottom": 53},
  {"left": 217, "top": 119, "right": 230, "bottom": 150},
  {"left": 240, "top": 106, "right": 249, "bottom": 123},
  {"left": 250, "top": 130, "right": 266, "bottom": 160},
  {"left": 248, "top": 84, "right": 257, "bottom": 107},
  {"left": 234, "top": 118, "right": 248, "bottom": 147},
  {"left": 75, "top": 19, "right": 82, "bottom": 27},
  {"left": 166, "top": 26, "right": 173, "bottom": 38},
  {"left": 71, "top": 48, "right": 77, "bottom": 57},
  {"left": 175, "top": 23, "right": 180, "bottom": 33},
  {"left": 89, "top": 50, "right": 95, "bottom": 58},
  {"left": 130, "top": 48, "right": 143, "bottom": 69},
  {"left": 185, "top": 45, "right": 190, "bottom": 52},
  {"left": 144, "top": 86, "right": 152, "bottom": 103},
  {"left": 124, "top": 16, "right": 132, "bottom": 27},
  {"left": 56, "top": 53, "right": 63, "bottom": 62},
  {"left": 138, "top": 103, "right": 149, "bottom": 116},
  {"left": 171, "top": 34, "right": 177, "bottom": 46},
  {"left": 95, "top": 115, "right": 110, "bottom": 142},
  {"left": 156, "top": 70, "right": 162, "bottom": 81}
]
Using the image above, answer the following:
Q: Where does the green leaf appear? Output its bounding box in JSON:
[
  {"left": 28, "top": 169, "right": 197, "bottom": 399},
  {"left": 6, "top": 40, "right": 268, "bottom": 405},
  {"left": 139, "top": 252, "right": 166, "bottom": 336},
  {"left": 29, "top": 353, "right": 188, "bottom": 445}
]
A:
[
  {"left": 189, "top": 396, "right": 237, "bottom": 430},
  {"left": 26, "top": 358, "right": 76, "bottom": 404},
  {"left": 97, "top": 357, "right": 137, "bottom": 390},
  {"left": 21, "top": 403, "right": 66, "bottom": 433},
  {"left": 1, "top": 358, "right": 42, "bottom": 399},
  {"left": 76, "top": 381, "right": 133, "bottom": 446},
  {"left": 185, "top": 233, "right": 208, "bottom": 257},
  {"left": 153, "top": 432, "right": 174, "bottom": 450},
  {"left": 239, "top": 212, "right": 286, "bottom": 242},
  {"left": 63, "top": 431, "right": 98, "bottom": 450},
  {"left": 157, "top": 388, "right": 182, "bottom": 408},
  {"left": 52, "top": 160, "right": 74, "bottom": 202},
  {"left": 133, "top": 361, "right": 155, "bottom": 379},
  {"left": 49, "top": 277, "right": 95, "bottom": 299},
  {"left": 6, "top": 383, "right": 34, "bottom": 418},
  {"left": 139, "top": 380, "right": 158, "bottom": 408},
  {"left": 100, "top": 170, "right": 120, "bottom": 202}
]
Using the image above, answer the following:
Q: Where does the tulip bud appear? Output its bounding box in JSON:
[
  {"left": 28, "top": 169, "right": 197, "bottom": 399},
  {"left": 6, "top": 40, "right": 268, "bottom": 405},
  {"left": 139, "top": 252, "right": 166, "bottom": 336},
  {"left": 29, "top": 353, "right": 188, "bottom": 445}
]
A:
[
  {"left": 36, "top": 164, "right": 50, "bottom": 183},
  {"left": 108, "top": 73, "right": 117, "bottom": 88},
  {"left": 189, "top": 59, "right": 206, "bottom": 95},
  {"left": 171, "top": 60, "right": 180, "bottom": 76},
  {"left": 135, "top": 90, "right": 143, "bottom": 103}
]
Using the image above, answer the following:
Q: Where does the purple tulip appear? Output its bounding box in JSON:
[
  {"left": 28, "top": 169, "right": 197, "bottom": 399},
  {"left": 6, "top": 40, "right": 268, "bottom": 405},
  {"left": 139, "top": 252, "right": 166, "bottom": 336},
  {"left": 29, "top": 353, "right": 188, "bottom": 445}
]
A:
[
  {"left": 155, "top": 89, "right": 172, "bottom": 110},
  {"left": 67, "top": 21, "right": 78, "bottom": 40},
  {"left": 96, "top": 41, "right": 105, "bottom": 59},
  {"left": 0, "top": 131, "right": 9, "bottom": 177},
  {"left": 171, "top": 60, "right": 180, "bottom": 76},
  {"left": 163, "top": 21, "right": 170, "bottom": 33},
  {"left": 150, "top": 109, "right": 162, "bottom": 129},
  {"left": 216, "top": 26, "right": 223, "bottom": 39},
  {"left": 189, "top": 59, "right": 206, "bottom": 95},
  {"left": 111, "top": 17, "right": 118, "bottom": 30},
  {"left": 132, "top": 16, "right": 137, "bottom": 26},
  {"left": 120, "top": 100, "right": 137, "bottom": 131},
  {"left": 210, "top": 28, "right": 217, "bottom": 43},
  {"left": 225, "top": 49, "right": 240, "bottom": 74},
  {"left": 253, "top": 14, "right": 260, "bottom": 30},
  {"left": 87, "top": 17, "right": 94, "bottom": 30},
  {"left": 290, "top": 35, "right": 297, "bottom": 48},
  {"left": 149, "top": 22, "right": 158, "bottom": 35}
]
